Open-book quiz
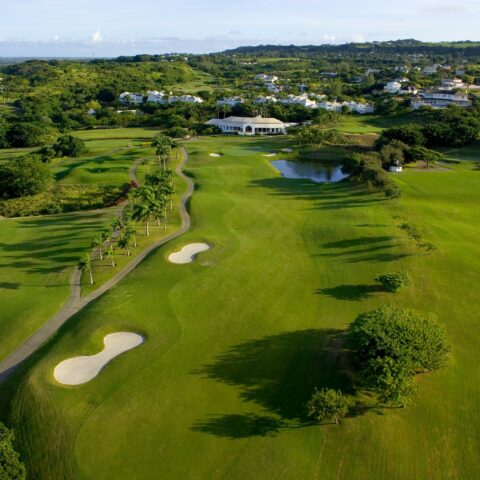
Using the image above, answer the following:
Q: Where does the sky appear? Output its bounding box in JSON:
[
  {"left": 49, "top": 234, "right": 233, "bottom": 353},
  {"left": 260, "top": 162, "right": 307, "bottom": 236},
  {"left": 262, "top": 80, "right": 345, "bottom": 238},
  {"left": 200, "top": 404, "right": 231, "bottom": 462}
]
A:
[{"left": 0, "top": 0, "right": 479, "bottom": 57}]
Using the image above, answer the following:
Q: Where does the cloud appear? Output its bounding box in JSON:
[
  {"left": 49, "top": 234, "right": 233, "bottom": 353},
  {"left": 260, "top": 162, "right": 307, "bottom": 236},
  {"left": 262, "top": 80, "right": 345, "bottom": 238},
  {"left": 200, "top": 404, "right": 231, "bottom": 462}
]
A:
[{"left": 90, "top": 30, "right": 103, "bottom": 43}]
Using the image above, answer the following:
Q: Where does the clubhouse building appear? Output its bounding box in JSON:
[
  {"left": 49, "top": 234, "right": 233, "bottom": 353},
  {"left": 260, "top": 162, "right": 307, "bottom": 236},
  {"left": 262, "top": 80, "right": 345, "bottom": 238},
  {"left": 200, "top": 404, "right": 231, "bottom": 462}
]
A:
[{"left": 205, "top": 115, "right": 287, "bottom": 135}]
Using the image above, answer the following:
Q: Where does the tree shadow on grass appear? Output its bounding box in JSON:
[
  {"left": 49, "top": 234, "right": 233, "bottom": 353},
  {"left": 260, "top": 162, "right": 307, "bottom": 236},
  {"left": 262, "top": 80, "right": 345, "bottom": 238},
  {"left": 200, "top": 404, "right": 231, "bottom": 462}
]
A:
[
  {"left": 316, "top": 284, "right": 382, "bottom": 301},
  {"left": 192, "top": 414, "right": 291, "bottom": 439},
  {"left": 0, "top": 282, "right": 20, "bottom": 289},
  {"left": 191, "top": 329, "right": 354, "bottom": 438}
]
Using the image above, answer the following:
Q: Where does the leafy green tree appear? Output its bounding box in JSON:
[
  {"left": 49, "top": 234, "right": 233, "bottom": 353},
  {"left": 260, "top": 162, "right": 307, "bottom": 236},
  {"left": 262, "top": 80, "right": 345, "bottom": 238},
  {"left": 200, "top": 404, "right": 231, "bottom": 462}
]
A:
[
  {"left": 0, "top": 156, "right": 52, "bottom": 199},
  {"left": 306, "top": 388, "right": 352, "bottom": 425},
  {"left": 0, "top": 118, "right": 10, "bottom": 149},
  {"left": 7, "top": 122, "right": 56, "bottom": 147},
  {"left": 376, "top": 125, "right": 426, "bottom": 148},
  {"left": 0, "top": 422, "right": 25, "bottom": 480},
  {"left": 52, "top": 134, "right": 87, "bottom": 157},
  {"left": 362, "top": 356, "right": 418, "bottom": 407},
  {"left": 348, "top": 305, "right": 450, "bottom": 373},
  {"left": 374, "top": 272, "right": 411, "bottom": 292},
  {"left": 409, "top": 146, "right": 444, "bottom": 168}
]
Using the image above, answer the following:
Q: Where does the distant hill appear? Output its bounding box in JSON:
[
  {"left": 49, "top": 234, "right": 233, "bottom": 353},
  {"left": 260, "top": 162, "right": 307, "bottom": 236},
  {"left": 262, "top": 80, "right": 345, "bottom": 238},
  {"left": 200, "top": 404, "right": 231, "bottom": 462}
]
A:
[{"left": 222, "top": 39, "right": 480, "bottom": 57}]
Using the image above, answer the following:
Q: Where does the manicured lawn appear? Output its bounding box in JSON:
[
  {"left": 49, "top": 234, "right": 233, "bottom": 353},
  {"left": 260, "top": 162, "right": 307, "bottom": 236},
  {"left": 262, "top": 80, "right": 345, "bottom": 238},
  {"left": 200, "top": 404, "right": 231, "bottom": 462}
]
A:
[
  {"left": 337, "top": 113, "right": 421, "bottom": 134},
  {"left": 0, "top": 210, "right": 110, "bottom": 361},
  {"left": 2, "top": 136, "right": 480, "bottom": 479},
  {"left": 51, "top": 139, "right": 152, "bottom": 186},
  {"left": 72, "top": 127, "right": 161, "bottom": 140},
  {"left": 79, "top": 151, "right": 188, "bottom": 296}
]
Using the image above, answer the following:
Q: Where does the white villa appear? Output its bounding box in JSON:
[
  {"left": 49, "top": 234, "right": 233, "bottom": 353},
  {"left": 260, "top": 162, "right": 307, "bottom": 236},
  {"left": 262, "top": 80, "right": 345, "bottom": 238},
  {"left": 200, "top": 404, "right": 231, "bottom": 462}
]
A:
[
  {"left": 423, "top": 65, "right": 439, "bottom": 75},
  {"left": 205, "top": 116, "right": 287, "bottom": 135},
  {"left": 169, "top": 95, "right": 203, "bottom": 104},
  {"left": 280, "top": 94, "right": 317, "bottom": 108},
  {"left": 389, "top": 162, "right": 403, "bottom": 173},
  {"left": 318, "top": 101, "right": 374, "bottom": 114},
  {"left": 411, "top": 90, "right": 472, "bottom": 109},
  {"left": 216, "top": 97, "right": 245, "bottom": 106},
  {"left": 384, "top": 81, "right": 402, "bottom": 94},
  {"left": 255, "top": 95, "right": 278, "bottom": 104},
  {"left": 255, "top": 74, "right": 278, "bottom": 83},
  {"left": 119, "top": 92, "right": 144, "bottom": 104},
  {"left": 146, "top": 90, "right": 167, "bottom": 103},
  {"left": 441, "top": 78, "right": 465, "bottom": 90}
]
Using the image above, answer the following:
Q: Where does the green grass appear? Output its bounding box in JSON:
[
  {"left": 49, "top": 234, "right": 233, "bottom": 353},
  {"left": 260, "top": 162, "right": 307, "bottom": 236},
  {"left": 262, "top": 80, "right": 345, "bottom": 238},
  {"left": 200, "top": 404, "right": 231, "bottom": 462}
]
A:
[
  {"left": 51, "top": 140, "right": 152, "bottom": 186},
  {"left": 0, "top": 210, "right": 110, "bottom": 361},
  {"left": 79, "top": 152, "right": 187, "bottom": 296},
  {"left": 72, "top": 127, "right": 162, "bottom": 141},
  {"left": 2, "top": 136, "right": 480, "bottom": 479},
  {"left": 337, "top": 113, "right": 420, "bottom": 134}
]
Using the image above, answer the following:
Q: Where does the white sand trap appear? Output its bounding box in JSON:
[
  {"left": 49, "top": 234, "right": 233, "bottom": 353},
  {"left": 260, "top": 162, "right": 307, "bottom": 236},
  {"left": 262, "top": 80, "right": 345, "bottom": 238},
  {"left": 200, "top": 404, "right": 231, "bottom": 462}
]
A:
[
  {"left": 209, "top": 153, "right": 222, "bottom": 157},
  {"left": 54, "top": 332, "right": 144, "bottom": 386},
  {"left": 168, "top": 242, "right": 210, "bottom": 264},
  {"left": 281, "top": 148, "right": 293, "bottom": 153},
  {"left": 262, "top": 153, "right": 277, "bottom": 157}
]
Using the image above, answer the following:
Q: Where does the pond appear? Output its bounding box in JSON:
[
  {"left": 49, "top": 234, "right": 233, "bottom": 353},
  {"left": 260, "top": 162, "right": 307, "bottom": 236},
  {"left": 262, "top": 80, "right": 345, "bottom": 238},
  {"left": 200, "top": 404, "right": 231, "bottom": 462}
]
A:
[{"left": 271, "top": 160, "right": 349, "bottom": 183}]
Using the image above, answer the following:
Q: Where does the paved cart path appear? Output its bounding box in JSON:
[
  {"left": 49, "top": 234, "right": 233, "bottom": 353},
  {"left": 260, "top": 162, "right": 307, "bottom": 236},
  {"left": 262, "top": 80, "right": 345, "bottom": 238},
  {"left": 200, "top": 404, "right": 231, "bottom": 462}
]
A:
[{"left": 0, "top": 147, "right": 193, "bottom": 383}]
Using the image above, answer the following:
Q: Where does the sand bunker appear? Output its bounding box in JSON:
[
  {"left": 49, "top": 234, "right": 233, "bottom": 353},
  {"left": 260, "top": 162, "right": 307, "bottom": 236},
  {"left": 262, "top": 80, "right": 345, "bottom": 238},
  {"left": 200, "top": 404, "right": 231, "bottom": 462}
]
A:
[
  {"left": 262, "top": 153, "right": 277, "bottom": 157},
  {"left": 281, "top": 148, "right": 293, "bottom": 153},
  {"left": 54, "top": 332, "right": 144, "bottom": 386},
  {"left": 168, "top": 243, "right": 210, "bottom": 264},
  {"left": 209, "top": 153, "right": 222, "bottom": 157}
]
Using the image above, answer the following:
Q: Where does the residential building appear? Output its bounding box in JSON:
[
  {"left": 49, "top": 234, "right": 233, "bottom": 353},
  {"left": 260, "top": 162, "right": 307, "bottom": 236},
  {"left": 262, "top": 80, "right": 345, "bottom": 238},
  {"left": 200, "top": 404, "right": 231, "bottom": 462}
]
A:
[
  {"left": 146, "top": 90, "right": 166, "bottom": 103},
  {"left": 168, "top": 95, "right": 203, "bottom": 104},
  {"left": 411, "top": 90, "right": 472, "bottom": 109},
  {"left": 384, "top": 81, "right": 402, "bottom": 94},
  {"left": 255, "top": 74, "right": 278, "bottom": 83},
  {"left": 255, "top": 96, "right": 278, "bottom": 104},
  {"left": 441, "top": 78, "right": 465, "bottom": 90},
  {"left": 119, "top": 92, "right": 144, "bottom": 104},
  {"left": 423, "top": 65, "right": 439, "bottom": 75},
  {"left": 216, "top": 97, "right": 245, "bottom": 106},
  {"left": 280, "top": 94, "right": 317, "bottom": 108},
  {"left": 205, "top": 115, "right": 287, "bottom": 135},
  {"left": 398, "top": 85, "right": 419, "bottom": 95}
]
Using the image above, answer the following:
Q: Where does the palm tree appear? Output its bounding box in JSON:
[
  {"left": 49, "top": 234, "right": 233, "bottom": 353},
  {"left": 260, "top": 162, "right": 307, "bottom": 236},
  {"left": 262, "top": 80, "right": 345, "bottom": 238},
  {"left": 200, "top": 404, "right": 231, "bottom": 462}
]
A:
[
  {"left": 152, "top": 197, "right": 168, "bottom": 229},
  {"left": 125, "top": 223, "right": 137, "bottom": 247},
  {"left": 111, "top": 217, "right": 124, "bottom": 239},
  {"left": 162, "top": 169, "right": 176, "bottom": 211},
  {"left": 101, "top": 229, "right": 111, "bottom": 245},
  {"left": 132, "top": 202, "right": 155, "bottom": 236},
  {"left": 152, "top": 135, "right": 173, "bottom": 170},
  {"left": 91, "top": 236, "right": 104, "bottom": 260},
  {"left": 79, "top": 254, "right": 93, "bottom": 285},
  {"left": 118, "top": 234, "right": 132, "bottom": 256},
  {"left": 106, "top": 245, "right": 116, "bottom": 267}
]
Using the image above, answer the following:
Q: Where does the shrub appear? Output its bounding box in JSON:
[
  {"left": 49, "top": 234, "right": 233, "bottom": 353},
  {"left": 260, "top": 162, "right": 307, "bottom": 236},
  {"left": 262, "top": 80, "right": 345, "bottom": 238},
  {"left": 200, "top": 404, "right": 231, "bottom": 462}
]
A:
[
  {"left": 52, "top": 134, "right": 87, "bottom": 157},
  {"left": 0, "top": 422, "right": 26, "bottom": 480},
  {"left": 374, "top": 272, "right": 411, "bottom": 292},
  {"left": 0, "top": 156, "right": 53, "bottom": 199},
  {"left": 306, "top": 388, "right": 352, "bottom": 425}
]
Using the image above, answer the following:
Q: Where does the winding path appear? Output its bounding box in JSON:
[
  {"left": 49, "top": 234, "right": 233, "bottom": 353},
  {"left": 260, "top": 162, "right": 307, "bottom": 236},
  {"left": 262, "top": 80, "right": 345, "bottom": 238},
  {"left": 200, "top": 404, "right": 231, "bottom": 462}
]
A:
[{"left": 0, "top": 147, "right": 194, "bottom": 383}]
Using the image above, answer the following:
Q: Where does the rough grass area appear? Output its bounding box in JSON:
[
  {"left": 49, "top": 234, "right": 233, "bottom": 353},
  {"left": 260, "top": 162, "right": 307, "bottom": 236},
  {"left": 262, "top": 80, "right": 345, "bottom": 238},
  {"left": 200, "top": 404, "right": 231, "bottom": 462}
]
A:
[
  {"left": 0, "top": 184, "right": 128, "bottom": 217},
  {"left": 2, "top": 135, "right": 479, "bottom": 480}
]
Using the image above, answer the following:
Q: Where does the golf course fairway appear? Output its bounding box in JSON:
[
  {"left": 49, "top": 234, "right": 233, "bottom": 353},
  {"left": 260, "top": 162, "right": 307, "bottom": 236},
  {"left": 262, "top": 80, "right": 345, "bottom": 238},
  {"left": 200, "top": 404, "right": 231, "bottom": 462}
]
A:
[{"left": 2, "top": 136, "right": 479, "bottom": 480}]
